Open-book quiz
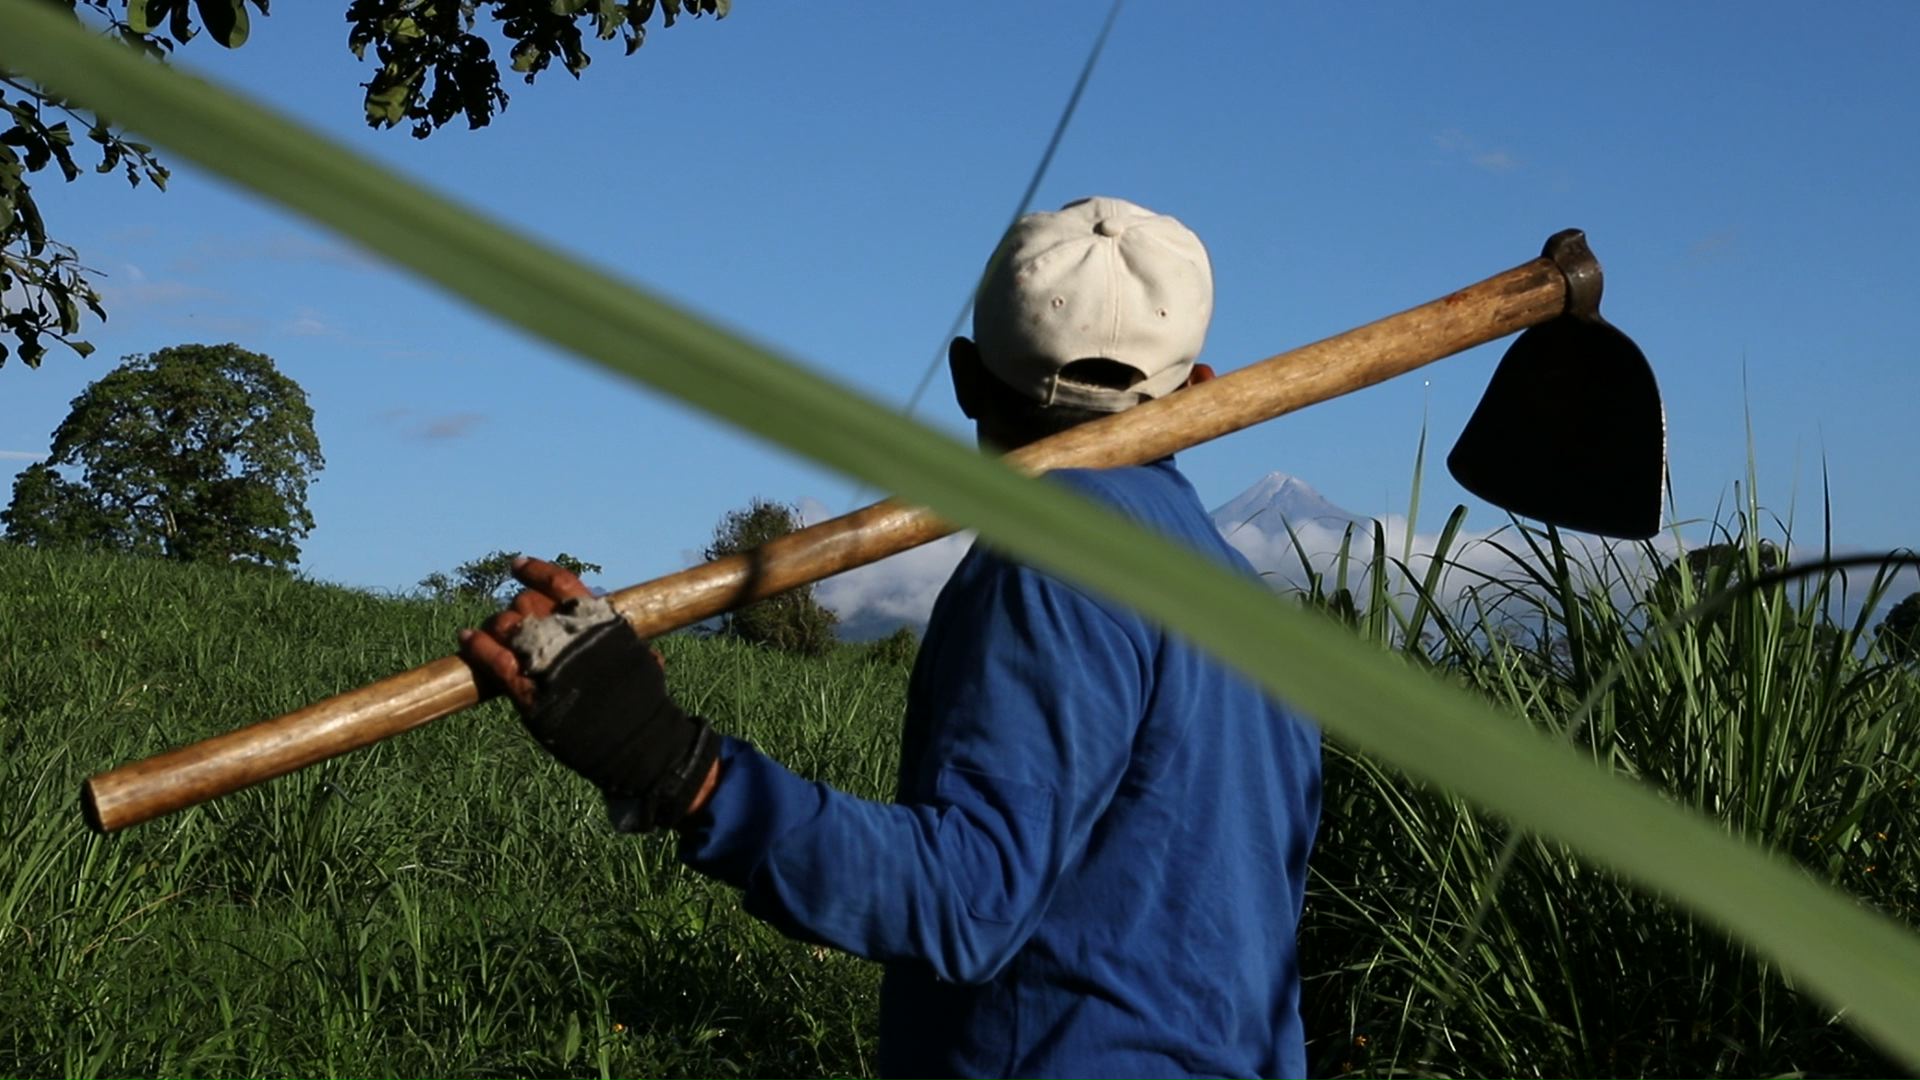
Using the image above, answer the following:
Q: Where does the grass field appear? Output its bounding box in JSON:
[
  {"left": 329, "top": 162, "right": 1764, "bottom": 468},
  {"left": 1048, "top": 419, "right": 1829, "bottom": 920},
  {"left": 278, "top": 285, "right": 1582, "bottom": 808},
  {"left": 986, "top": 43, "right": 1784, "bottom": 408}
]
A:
[{"left": 2, "top": 525, "right": 1915, "bottom": 1078}]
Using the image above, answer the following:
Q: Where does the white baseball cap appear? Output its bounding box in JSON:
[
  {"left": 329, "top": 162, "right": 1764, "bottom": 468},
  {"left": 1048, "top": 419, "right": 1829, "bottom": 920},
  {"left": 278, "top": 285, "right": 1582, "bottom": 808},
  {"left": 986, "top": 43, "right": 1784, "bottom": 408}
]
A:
[{"left": 972, "top": 196, "right": 1213, "bottom": 413}]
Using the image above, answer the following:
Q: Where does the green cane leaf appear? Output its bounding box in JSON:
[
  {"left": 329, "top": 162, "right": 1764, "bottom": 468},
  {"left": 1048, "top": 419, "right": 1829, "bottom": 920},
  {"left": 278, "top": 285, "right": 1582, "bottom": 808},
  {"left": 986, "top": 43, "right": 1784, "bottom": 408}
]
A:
[{"left": 0, "top": 2, "right": 1914, "bottom": 1066}]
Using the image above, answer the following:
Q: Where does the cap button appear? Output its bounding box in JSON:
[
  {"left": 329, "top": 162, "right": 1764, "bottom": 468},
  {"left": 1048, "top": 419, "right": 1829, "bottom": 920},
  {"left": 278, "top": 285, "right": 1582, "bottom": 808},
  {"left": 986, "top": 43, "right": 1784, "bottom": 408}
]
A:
[{"left": 1093, "top": 217, "right": 1127, "bottom": 238}]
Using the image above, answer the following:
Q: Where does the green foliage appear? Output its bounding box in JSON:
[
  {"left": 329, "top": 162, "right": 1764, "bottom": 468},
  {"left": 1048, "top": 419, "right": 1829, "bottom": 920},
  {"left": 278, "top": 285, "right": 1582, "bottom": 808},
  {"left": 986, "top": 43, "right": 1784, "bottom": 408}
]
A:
[
  {"left": 347, "top": 0, "right": 730, "bottom": 138},
  {"left": 704, "top": 498, "right": 839, "bottom": 657},
  {"left": 1, "top": 343, "right": 323, "bottom": 568},
  {"left": 1291, "top": 509, "right": 1917, "bottom": 1077},
  {"left": 9, "top": 8, "right": 1919, "bottom": 1060},
  {"left": 1648, "top": 538, "right": 1785, "bottom": 613},
  {"left": 1879, "top": 589, "right": 1920, "bottom": 663},
  {"left": 0, "top": 59, "right": 163, "bottom": 367},
  {"left": 861, "top": 626, "right": 919, "bottom": 669},
  {"left": 0, "top": 461, "right": 116, "bottom": 549},
  {"left": 0, "top": 0, "right": 725, "bottom": 366},
  {"left": 417, "top": 548, "right": 604, "bottom": 601},
  {"left": 2, "top": 515, "right": 1915, "bottom": 1077},
  {"left": 0, "top": 542, "right": 886, "bottom": 1078}
]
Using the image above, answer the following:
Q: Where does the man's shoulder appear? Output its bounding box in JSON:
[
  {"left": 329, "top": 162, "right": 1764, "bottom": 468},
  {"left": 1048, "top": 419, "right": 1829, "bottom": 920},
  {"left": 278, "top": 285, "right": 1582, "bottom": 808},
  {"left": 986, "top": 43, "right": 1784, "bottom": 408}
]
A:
[
  {"left": 932, "top": 458, "right": 1234, "bottom": 616},
  {"left": 1046, "top": 459, "right": 1194, "bottom": 515},
  {"left": 1047, "top": 459, "right": 1177, "bottom": 494},
  {"left": 943, "top": 462, "right": 1196, "bottom": 585}
]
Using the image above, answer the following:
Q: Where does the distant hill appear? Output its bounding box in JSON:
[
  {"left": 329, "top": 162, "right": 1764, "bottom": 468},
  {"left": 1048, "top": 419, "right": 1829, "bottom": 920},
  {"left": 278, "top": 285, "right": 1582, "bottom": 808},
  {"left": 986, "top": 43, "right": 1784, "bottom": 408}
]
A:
[
  {"left": 822, "top": 471, "right": 1371, "bottom": 637},
  {"left": 1211, "top": 470, "right": 1366, "bottom": 543}
]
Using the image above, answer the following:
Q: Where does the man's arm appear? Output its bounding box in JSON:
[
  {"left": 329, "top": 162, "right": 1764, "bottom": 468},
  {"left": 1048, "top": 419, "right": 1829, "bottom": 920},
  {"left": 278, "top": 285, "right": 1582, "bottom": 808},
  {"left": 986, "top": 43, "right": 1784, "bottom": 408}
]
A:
[{"left": 464, "top": 554, "right": 1146, "bottom": 984}]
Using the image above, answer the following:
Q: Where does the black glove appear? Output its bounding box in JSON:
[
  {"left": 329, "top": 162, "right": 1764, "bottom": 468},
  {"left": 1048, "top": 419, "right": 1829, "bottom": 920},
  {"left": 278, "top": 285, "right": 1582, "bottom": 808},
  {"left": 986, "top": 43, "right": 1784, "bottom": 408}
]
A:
[{"left": 511, "top": 596, "right": 718, "bottom": 832}]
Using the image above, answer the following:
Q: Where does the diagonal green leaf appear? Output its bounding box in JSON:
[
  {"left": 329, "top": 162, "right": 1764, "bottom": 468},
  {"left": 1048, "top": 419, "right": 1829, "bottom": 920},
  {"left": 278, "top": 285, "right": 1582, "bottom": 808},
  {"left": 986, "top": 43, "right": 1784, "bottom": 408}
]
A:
[{"left": 2, "top": 2, "right": 1915, "bottom": 1063}]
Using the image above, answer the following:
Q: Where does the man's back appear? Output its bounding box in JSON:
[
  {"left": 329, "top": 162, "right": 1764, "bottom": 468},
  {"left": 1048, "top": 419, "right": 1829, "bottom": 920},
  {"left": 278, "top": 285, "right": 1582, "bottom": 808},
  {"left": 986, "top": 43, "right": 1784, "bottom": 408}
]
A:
[
  {"left": 880, "top": 459, "right": 1323, "bottom": 1078},
  {"left": 462, "top": 196, "right": 1319, "bottom": 1078}
]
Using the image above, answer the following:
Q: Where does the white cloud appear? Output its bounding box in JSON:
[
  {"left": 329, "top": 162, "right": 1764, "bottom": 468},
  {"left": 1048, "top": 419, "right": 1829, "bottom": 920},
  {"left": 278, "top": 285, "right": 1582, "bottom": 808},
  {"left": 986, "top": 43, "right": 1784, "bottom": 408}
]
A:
[
  {"left": 1432, "top": 128, "right": 1523, "bottom": 173},
  {"left": 376, "top": 407, "right": 490, "bottom": 441},
  {"left": 792, "top": 496, "right": 973, "bottom": 632},
  {"left": 168, "top": 232, "right": 381, "bottom": 275},
  {"left": 182, "top": 314, "right": 271, "bottom": 337},
  {"left": 796, "top": 485, "right": 1633, "bottom": 639},
  {"left": 816, "top": 532, "right": 972, "bottom": 632},
  {"left": 785, "top": 477, "right": 1920, "bottom": 650},
  {"left": 102, "top": 225, "right": 159, "bottom": 246},
  {"left": 1222, "top": 507, "right": 1688, "bottom": 644},
  {"left": 0, "top": 450, "right": 47, "bottom": 462},
  {"left": 288, "top": 308, "right": 336, "bottom": 337},
  {"left": 421, "top": 413, "right": 486, "bottom": 440},
  {"left": 96, "top": 275, "right": 228, "bottom": 309},
  {"left": 1687, "top": 229, "right": 1740, "bottom": 262},
  {"left": 258, "top": 233, "right": 381, "bottom": 269}
]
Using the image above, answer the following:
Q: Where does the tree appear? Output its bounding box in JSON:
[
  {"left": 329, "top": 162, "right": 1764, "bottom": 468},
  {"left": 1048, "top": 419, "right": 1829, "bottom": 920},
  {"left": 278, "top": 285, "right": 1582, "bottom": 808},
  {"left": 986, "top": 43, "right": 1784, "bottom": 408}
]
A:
[
  {"left": 1647, "top": 540, "right": 1786, "bottom": 623},
  {"left": 1, "top": 0, "right": 728, "bottom": 367},
  {"left": 705, "top": 498, "right": 838, "bottom": 656},
  {"left": 2, "top": 343, "right": 323, "bottom": 567},
  {"left": 1876, "top": 591, "right": 1920, "bottom": 663},
  {"left": 862, "top": 626, "right": 920, "bottom": 668},
  {"left": 419, "top": 549, "right": 602, "bottom": 602}
]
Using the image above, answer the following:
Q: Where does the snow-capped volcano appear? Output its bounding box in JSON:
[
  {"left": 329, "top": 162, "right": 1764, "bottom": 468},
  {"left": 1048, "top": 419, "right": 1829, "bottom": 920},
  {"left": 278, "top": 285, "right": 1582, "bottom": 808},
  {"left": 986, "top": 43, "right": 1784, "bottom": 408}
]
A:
[
  {"left": 825, "top": 471, "right": 1373, "bottom": 636},
  {"left": 1210, "top": 471, "right": 1366, "bottom": 540},
  {"left": 1208, "top": 471, "right": 1375, "bottom": 584}
]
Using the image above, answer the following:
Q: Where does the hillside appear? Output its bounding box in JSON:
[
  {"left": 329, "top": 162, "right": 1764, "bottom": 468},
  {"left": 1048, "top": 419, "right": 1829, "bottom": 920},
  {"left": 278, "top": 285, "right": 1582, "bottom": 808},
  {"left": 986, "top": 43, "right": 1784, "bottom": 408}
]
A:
[
  {"left": 0, "top": 542, "right": 904, "bottom": 1078},
  {"left": 1, "top": 541, "right": 1913, "bottom": 1077}
]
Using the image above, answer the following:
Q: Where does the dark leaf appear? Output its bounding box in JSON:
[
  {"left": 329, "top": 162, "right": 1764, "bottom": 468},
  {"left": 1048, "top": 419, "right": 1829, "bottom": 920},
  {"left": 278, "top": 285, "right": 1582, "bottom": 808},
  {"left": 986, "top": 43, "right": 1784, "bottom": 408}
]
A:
[
  {"left": 193, "top": 0, "right": 250, "bottom": 48},
  {"left": 169, "top": 0, "right": 195, "bottom": 43}
]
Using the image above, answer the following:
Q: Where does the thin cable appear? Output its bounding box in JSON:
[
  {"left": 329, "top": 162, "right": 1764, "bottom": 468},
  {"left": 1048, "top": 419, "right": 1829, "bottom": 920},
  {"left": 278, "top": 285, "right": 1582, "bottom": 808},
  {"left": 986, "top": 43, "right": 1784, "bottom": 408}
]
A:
[
  {"left": 844, "top": 0, "right": 1124, "bottom": 509},
  {"left": 899, "top": 0, "right": 1125, "bottom": 420}
]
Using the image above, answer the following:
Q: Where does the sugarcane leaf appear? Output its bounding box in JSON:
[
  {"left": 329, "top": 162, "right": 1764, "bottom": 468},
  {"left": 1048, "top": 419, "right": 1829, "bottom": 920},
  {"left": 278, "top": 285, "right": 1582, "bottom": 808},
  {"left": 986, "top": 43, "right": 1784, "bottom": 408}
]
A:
[{"left": 0, "top": 3, "right": 1914, "bottom": 1066}]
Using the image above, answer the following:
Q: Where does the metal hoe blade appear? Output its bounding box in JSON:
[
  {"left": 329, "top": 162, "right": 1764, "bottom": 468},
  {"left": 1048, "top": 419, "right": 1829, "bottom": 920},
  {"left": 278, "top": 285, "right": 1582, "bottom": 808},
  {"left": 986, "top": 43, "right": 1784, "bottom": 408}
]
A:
[{"left": 1446, "top": 230, "right": 1667, "bottom": 540}]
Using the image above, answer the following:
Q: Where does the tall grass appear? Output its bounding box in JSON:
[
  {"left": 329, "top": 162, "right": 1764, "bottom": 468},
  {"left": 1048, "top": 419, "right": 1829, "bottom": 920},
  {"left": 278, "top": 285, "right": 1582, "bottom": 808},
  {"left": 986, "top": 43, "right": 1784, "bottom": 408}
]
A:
[
  {"left": 1290, "top": 498, "right": 1919, "bottom": 1077},
  {"left": 0, "top": 544, "right": 905, "bottom": 1077},
  {"left": 4, "top": 483, "right": 1916, "bottom": 1076},
  {"left": 7, "top": 9, "right": 1918, "bottom": 1054}
]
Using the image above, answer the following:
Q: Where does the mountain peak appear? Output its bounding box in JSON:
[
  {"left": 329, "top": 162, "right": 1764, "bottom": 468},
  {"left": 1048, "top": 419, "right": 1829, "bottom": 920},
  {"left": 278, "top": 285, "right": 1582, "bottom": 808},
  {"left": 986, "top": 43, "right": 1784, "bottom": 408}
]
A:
[{"left": 1211, "top": 471, "right": 1364, "bottom": 538}]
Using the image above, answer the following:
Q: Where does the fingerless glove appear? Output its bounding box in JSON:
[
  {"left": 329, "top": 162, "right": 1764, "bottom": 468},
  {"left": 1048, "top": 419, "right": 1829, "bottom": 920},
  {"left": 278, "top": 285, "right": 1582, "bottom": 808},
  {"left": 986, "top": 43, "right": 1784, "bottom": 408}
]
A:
[{"left": 512, "top": 596, "right": 717, "bottom": 832}]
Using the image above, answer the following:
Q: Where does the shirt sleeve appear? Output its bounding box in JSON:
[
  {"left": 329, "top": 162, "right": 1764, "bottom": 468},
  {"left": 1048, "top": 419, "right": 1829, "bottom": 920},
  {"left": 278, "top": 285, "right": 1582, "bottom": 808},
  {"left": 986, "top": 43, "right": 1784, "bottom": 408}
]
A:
[{"left": 675, "top": 551, "right": 1147, "bottom": 985}]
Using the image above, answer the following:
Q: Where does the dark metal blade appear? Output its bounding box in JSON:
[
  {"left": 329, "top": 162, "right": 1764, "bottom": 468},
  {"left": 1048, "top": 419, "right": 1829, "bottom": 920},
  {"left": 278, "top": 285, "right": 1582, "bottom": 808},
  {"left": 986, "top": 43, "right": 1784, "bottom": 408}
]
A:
[{"left": 1446, "top": 314, "right": 1666, "bottom": 540}]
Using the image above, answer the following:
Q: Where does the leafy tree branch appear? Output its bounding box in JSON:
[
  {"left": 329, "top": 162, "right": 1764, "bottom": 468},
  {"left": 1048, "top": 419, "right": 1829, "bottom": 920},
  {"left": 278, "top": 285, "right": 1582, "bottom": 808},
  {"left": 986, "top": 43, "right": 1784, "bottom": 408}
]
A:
[{"left": 0, "top": 0, "right": 726, "bottom": 367}]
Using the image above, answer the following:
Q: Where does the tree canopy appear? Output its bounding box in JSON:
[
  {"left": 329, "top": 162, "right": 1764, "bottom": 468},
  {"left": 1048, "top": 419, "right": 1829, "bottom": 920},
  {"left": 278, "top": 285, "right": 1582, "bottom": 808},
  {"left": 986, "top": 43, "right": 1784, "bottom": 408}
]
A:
[
  {"left": 419, "top": 549, "right": 603, "bottom": 602},
  {"left": 1877, "top": 591, "right": 1920, "bottom": 663},
  {"left": 705, "top": 498, "right": 838, "bottom": 656},
  {"left": 2, "top": 342, "right": 323, "bottom": 567},
  {"left": 0, "top": 0, "right": 727, "bottom": 367},
  {"left": 1647, "top": 540, "right": 1787, "bottom": 619}
]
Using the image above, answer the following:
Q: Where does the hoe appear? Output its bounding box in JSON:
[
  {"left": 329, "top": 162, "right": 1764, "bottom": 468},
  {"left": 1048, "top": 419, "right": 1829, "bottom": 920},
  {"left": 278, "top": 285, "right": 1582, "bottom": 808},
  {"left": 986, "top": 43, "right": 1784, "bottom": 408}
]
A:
[{"left": 82, "top": 229, "right": 1664, "bottom": 833}]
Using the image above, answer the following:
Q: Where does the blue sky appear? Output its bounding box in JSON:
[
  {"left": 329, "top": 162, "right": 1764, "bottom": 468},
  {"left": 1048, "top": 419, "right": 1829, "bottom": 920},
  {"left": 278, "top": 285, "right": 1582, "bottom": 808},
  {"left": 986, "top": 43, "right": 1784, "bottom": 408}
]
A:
[{"left": 2, "top": 2, "right": 1916, "bottom": 604}]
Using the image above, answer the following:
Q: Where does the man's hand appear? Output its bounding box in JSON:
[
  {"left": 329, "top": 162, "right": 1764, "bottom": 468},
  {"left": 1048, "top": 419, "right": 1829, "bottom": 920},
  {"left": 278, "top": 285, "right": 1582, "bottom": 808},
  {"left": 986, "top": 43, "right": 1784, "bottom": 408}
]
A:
[
  {"left": 459, "top": 556, "right": 721, "bottom": 828},
  {"left": 458, "top": 556, "right": 599, "bottom": 710}
]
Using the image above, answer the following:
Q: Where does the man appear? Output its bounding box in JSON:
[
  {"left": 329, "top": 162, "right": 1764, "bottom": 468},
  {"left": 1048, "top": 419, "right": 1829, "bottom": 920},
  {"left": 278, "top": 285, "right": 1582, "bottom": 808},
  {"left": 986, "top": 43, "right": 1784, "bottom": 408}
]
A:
[{"left": 461, "top": 196, "right": 1324, "bottom": 1078}]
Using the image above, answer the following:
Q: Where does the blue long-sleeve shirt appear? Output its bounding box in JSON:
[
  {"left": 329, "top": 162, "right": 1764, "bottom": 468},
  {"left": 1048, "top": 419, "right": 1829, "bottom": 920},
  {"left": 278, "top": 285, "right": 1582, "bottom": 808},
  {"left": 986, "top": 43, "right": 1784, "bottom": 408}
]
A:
[{"left": 678, "top": 459, "right": 1322, "bottom": 1078}]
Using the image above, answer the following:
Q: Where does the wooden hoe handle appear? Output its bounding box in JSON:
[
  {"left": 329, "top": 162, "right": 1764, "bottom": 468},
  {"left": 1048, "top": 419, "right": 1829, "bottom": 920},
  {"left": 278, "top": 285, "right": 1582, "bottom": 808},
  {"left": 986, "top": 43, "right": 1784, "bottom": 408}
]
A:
[{"left": 81, "top": 242, "right": 1581, "bottom": 832}]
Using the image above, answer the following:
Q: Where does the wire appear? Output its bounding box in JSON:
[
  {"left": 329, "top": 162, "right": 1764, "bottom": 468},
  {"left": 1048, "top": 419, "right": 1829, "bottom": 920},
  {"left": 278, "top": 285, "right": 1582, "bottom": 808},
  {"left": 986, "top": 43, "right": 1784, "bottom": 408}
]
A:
[
  {"left": 844, "top": 0, "right": 1125, "bottom": 509},
  {"left": 898, "top": 0, "right": 1125, "bottom": 420}
]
